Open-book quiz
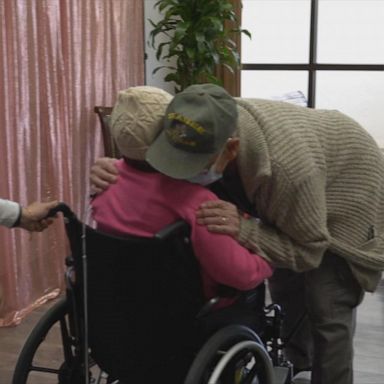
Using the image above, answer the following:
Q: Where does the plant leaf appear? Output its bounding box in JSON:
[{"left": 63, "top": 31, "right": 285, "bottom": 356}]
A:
[{"left": 149, "top": 0, "right": 243, "bottom": 89}]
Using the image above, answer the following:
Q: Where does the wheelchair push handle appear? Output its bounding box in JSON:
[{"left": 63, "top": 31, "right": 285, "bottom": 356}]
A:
[{"left": 46, "top": 202, "right": 74, "bottom": 219}]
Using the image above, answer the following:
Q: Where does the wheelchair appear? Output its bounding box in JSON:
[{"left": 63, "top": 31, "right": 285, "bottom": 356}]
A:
[{"left": 12, "top": 204, "right": 294, "bottom": 384}]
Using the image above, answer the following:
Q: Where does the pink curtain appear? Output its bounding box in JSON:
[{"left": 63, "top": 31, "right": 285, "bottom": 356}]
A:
[{"left": 0, "top": 0, "right": 144, "bottom": 326}]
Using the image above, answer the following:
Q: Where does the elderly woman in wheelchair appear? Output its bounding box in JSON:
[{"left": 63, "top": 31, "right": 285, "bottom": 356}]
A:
[
  {"left": 13, "top": 85, "right": 294, "bottom": 384},
  {"left": 13, "top": 203, "right": 291, "bottom": 384}
]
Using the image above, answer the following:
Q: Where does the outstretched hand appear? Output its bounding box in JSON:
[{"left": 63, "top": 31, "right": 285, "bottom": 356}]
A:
[
  {"left": 19, "top": 200, "right": 59, "bottom": 232},
  {"left": 196, "top": 199, "right": 241, "bottom": 239},
  {"left": 90, "top": 157, "right": 119, "bottom": 194}
]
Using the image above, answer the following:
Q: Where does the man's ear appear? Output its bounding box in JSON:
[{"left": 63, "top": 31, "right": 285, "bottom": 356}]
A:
[
  {"left": 214, "top": 138, "right": 240, "bottom": 173},
  {"left": 224, "top": 137, "right": 240, "bottom": 161}
]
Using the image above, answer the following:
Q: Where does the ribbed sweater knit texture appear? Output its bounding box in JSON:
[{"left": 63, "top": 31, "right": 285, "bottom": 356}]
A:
[{"left": 235, "top": 98, "right": 384, "bottom": 292}]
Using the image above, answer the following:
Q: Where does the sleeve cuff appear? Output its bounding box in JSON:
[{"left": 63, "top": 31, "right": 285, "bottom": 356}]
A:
[
  {"left": 11, "top": 205, "right": 23, "bottom": 227},
  {"left": 0, "top": 200, "right": 22, "bottom": 227},
  {"left": 238, "top": 216, "right": 260, "bottom": 247},
  {"left": 238, "top": 216, "right": 274, "bottom": 263}
]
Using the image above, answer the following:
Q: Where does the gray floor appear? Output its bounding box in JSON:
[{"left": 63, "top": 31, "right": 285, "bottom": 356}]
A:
[{"left": 0, "top": 280, "right": 383, "bottom": 384}]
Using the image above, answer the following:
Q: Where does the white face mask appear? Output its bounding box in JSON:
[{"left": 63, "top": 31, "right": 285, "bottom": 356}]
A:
[{"left": 186, "top": 164, "right": 223, "bottom": 186}]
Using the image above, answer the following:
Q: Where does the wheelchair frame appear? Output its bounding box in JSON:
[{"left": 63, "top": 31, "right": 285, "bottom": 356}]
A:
[{"left": 12, "top": 204, "right": 295, "bottom": 384}]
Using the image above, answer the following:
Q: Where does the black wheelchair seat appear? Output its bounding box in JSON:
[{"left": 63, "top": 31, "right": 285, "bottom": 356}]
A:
[{"left": 65, "top": 210, "right": 208, "bottom": 383}]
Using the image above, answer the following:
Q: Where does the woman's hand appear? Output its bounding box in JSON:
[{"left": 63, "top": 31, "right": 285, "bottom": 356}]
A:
[
  {"left": 90, "top": 157, "right": 119, "bottom": 194},
  {"left": 196, "top": 200, "right": 241, "bottom": 239}
]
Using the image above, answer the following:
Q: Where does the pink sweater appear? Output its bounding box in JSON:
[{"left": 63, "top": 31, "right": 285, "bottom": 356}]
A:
[{"left": 91, "top": 160, "right": 273, "bottom": 299}]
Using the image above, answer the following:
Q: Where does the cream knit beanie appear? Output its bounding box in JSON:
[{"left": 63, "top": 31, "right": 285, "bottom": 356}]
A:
[{"left": 110, "top": 86, "right": 173, "bottom": 160}]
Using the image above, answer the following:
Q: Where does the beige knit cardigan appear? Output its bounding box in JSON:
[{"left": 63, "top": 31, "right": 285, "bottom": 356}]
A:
[{"left": 235, "top": 98, "right": 384, "bottom": 292}]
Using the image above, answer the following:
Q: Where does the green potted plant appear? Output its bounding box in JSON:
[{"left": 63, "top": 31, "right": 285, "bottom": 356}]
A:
[{"left": 149, "top": 0, "right": 250, "bottom": 92}]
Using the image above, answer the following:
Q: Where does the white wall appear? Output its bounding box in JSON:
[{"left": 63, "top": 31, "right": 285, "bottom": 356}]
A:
[{"left": 144, "top": 0, "right": 174, "bottom": 94}]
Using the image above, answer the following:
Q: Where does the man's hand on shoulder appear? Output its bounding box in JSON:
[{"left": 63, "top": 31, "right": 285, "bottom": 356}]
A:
[{"left": 196, "top": 199, "right": 241, "bottom": 239}]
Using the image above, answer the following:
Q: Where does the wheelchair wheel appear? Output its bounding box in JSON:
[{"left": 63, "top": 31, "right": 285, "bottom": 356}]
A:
[
  {"left": 184, "top": 325, "right": 274, "bottom": 384},
  {"left": 12, "top": 298, "right": 85, "bottom": 384}
]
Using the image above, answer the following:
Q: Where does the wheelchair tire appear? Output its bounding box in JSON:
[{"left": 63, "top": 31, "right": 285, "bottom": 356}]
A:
[
  {"left": 184, "top": 325, "right": 274, "bottom": 384},
  {"left": 12, "top": 298, "right": 83, "bottom": 384}
]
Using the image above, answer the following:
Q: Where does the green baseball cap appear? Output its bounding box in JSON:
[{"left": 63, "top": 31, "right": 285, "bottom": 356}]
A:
[{"left": 146, "top": 83, "right": 238, "bottom": 179}]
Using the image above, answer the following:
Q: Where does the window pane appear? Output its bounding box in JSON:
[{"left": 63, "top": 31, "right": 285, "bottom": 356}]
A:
[
  {"left": 242, "top": 0, "right": 311, "bottom": 63},
  {"left": 316, "top": 72, "right": 384, "bottom": 147},
  {"left": 241, "top": 70, "right": 308, "bottom": 102},
  {"left": 318, "top": 0, "right": 384, "bottom": 64}
]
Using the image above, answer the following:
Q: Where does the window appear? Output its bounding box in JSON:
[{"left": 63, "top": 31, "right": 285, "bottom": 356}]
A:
[{"left": 241, "top": 0, "right": 384, "bottom": 146}]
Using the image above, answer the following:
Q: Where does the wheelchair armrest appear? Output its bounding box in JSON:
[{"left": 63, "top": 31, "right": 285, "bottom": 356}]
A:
[
  {"left": 196, "top": 296, "right": 221, "bottom": 319},
  {"left": 154, "top": 220, "right": 190, "bottom": 240}
]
